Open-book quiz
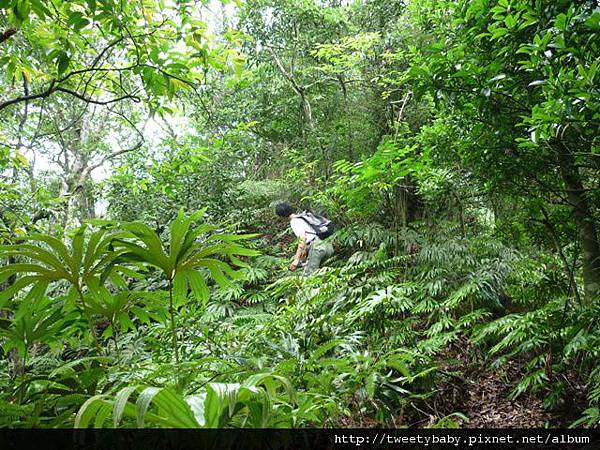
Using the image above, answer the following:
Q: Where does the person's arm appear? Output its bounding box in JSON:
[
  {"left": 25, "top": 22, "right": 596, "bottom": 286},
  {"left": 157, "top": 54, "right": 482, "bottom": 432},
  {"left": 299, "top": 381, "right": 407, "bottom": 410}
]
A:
[{"left": 290, "top": 237, "right": 307, "bottom": 271}]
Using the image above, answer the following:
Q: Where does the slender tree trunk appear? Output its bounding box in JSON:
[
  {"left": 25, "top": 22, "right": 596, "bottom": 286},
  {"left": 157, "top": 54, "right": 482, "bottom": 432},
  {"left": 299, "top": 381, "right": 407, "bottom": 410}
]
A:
[
  {"left": 455, "top": 193, "right": 466, "bottom": 239},
  {"left": 540, "top": 207, "right": 582, "bottom": 304},
  {"left": 557, "top": 146, "right": 600, "bottom": 299},
  {"left": 75, "top": 183, "right": 96, "bottom": 220},
  {"left": 167, "top": 279, "right": 180, "bottom": 388},
  {"left": 338, "top": 75, "right": 354, "bottom": 161}
]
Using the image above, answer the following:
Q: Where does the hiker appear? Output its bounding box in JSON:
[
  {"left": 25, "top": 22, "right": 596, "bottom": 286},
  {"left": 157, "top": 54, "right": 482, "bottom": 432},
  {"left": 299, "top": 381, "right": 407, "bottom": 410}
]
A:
[{"left": 275, "top": 203, "right": 334, "bottom": 275}]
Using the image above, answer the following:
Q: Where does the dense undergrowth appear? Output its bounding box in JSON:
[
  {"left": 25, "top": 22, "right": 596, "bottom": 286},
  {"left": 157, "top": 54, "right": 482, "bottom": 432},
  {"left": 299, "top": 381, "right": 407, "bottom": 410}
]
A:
[{"left": 0, "top": 216, "right": 598, "bottom": 428}]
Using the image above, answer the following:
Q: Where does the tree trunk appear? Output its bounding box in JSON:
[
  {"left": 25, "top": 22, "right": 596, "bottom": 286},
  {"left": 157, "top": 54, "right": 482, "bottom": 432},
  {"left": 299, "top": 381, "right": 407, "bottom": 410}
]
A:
[{"left": 557, "top": 146, "right": 600, "bottom": 299}]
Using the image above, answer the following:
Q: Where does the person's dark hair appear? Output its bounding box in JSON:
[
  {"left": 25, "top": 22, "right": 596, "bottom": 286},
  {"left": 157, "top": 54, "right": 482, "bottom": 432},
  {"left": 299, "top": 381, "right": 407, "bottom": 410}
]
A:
[{"left": 275, "top": 202, "right": 294, "bottom": 217}]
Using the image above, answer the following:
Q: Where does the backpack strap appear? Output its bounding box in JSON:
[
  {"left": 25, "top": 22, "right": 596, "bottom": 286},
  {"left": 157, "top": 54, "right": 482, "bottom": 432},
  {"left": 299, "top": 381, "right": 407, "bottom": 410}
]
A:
[{"left": 296, "top": 214, "right": 318, "bottom": 235}]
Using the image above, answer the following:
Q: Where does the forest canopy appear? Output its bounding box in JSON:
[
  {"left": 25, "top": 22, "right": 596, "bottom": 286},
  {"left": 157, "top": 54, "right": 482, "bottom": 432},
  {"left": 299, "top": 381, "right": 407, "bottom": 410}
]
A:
[{"left": 0, "top": 0, "right": 599, "bottom": 430}]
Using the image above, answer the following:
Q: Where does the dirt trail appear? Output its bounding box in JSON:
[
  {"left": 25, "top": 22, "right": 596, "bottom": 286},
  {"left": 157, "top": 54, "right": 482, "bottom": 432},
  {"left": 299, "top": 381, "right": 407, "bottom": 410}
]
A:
[
  {"left": 435, "top": 341, "right": 563, "bottom": 428},
  {"left": 461, "top": 361, "right": 555, "bottom": 427}
]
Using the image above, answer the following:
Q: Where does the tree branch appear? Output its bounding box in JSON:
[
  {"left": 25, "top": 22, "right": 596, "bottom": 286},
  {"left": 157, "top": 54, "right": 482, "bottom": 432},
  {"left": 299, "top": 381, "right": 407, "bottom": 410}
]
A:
[
  {"left": 55, "top": 87, "right": 140, "bottom": 106},
  {"left": 0, "top": 26, "right": 164, "bottom": 112},
  {"left": 78, "top": 116, "right": 147, "bottom": 182},
  {"left": 267, "top": 46, "right": 304, "bottom": 96},
  {"left": 0, "top": 84, "right": 140, "bottom": 112},
  {"left": 0, "top": 28, "right": 17, "bottom": 45}
]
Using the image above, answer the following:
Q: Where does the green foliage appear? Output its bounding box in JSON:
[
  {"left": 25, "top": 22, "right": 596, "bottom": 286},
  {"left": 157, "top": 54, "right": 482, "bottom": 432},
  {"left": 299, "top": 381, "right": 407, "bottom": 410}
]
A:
[
  {"left": 0, "top": 225, "right": 137, "bottom": 355},
  {"left": 330, "top": 138, "right": 429, "bottom": 222},
  {"left": 1, "top": 295, "right": 78, "bottom": 358},
  {"left": 0, "top": 226, "right": 127, "bottom": 309},
  {"left": 0, "top": 0, "right": 244, "bottom": 113},
  {"left": 115, "top": 208, "right": 259, "bottom": 304}
]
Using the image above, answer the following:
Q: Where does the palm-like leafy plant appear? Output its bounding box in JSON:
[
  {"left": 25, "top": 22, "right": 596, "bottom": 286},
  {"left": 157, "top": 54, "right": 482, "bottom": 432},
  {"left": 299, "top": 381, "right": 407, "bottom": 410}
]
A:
[
  {"left": 0, "top": 296, "right": 79, "bottom": 367},
  {"left": 0, "top": 225, "right": 129, "bottom": 346},
  {"left": 84, "top": 288, "right": 167, "bottom": 357},
  {"left": 113, "top": 209, "right": 259, "bottom": 373}
]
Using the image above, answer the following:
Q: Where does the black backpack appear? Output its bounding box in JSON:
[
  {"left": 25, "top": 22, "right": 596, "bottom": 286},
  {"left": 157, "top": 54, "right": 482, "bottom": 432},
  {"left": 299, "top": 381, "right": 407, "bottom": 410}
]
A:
[{"left": 297, "top": 211, "right": 335, "bottom": 240}]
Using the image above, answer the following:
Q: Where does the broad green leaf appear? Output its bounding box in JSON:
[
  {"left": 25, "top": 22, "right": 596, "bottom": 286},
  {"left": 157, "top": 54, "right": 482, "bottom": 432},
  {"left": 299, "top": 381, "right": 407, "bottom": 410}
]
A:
[
  {"left": 94, "top": 403, "right": 112, "bottom": 428},
  {"left": 21, "top": 279, "right": 49, "bottom": 304},
  {"left": 135, "top": 387, "right": 161, "bottom": 428},
  {"left": 29, "top": 234, "right": 72, "bottom": 268},
  {"left": 84, "top": 229, "right": 108, "bottom": 272},
  {"left": 169, "top": 208, "right": 191, "bottom": 263},
  {"left": 151, "top": 388, "right": 199, "bottom": 427},
  {"left": 187, "top": 269, "right": 209, "bottom": 306},
  {"left": 172, "top": 271, "right": 188, "bottom": 305},
  {"left": 75, "top": 395, "right": 107, "bottom": 428},
  {"left": 57, "top": 52, "right": 70, "bottom": 75},
  {"left": 69, "top": 226, "right": 86, "bottom": 276},
  {"left": 0, "top": 275, "right": 46, "bottom": 307},
  {"left": 113, "top": 386, "right": 139, "bottom": 427}
]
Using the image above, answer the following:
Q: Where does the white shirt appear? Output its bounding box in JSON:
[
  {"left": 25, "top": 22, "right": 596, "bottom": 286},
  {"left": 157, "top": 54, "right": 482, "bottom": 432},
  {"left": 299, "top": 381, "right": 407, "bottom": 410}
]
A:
[{"left": 290, "top": 215, "right": 317, "bottom": 243}]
